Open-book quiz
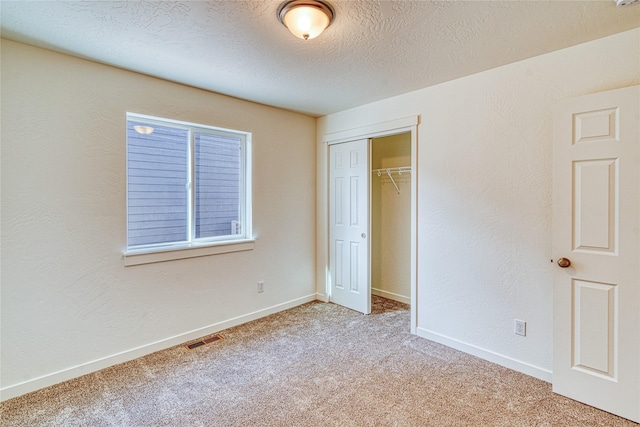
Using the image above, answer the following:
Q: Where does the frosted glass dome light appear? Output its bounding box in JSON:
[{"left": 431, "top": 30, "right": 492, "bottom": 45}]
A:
[{"left": 278, "top": 0, "right": 334, "bottom": 40}]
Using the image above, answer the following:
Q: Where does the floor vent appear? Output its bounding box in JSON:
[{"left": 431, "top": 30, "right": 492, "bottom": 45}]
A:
[{"left": 185, "top": 334, "right": 223, "bottom": 350}]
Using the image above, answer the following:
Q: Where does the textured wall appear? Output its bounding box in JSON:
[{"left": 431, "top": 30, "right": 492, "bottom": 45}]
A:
[
  {"left": 1, "top": 40, "right": 316, "bottom": 397},
  {"left": 371, "top": 134, "right": 411, "bottom": 303},
  {"left": 317, "top": 29, "right": 640, "bottom": 378}
]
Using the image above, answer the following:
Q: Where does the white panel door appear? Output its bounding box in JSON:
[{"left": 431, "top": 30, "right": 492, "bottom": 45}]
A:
[
  {"left": 329, "top": 139, "right": 371, "bottom": 314},
  {"left": 552, "top": 86, "right": 639, "bottom": 422}
]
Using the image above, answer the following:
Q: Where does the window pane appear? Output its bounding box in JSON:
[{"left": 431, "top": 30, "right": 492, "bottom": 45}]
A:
[
  {"left": 194, "top": 132, "right": 242, "bottom": 239},
  {"left": 127, "top": 122, "right": 188, "bottom": 247}
]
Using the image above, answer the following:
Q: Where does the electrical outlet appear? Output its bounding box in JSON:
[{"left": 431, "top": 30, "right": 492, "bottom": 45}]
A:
[
  {"left": 257, "top": 281, "right": 264, "bottom": 293},
  {"left": 514, "top": 319, "right": 526, "bottom": 336}
]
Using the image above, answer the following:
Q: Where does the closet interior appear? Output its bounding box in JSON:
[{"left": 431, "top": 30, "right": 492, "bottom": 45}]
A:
[{"left": 370, "top": 133, "right": 412, "bottom": 305}]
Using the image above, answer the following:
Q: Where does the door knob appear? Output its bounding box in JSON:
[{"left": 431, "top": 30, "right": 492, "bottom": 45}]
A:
[
  {"left": 557, "top": 257, "right": 571, "bottom": 268},
  {"left": 361, "top": 233, "right": 366, "bottom": 239}
]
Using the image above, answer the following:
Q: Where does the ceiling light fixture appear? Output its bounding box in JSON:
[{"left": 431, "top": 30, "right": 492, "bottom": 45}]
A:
[
  {"left": 277, "top": 0, "right": 334, "bottom": 40},
  {"left": 133, "top": 125, "right": 154, "bottom": 135},
  {"left": 616, "top": 0, "right": 639, "bottom": 6}
]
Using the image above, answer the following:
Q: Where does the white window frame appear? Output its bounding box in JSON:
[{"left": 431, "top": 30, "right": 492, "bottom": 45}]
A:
[{"left": 123, "top": 113, "right": 254, "bottom": 266}]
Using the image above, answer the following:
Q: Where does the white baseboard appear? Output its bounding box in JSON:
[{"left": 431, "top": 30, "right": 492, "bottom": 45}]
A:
[
  {"left": 315, "top": 292, "right": 329, "bottom": 302},
  {"left": 371, "top": 288, "right": 410, "bottom": 305},
  {"left": 1, "top": 294, "right": 318, "bottom": 402},
  {"left": 416, "top": 327, "right": 552, "bottom": 383}
]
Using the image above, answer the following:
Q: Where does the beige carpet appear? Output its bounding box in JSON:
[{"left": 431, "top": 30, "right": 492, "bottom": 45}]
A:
[{"left": 1, "top": 296, "right": 637, "bottom": 426}]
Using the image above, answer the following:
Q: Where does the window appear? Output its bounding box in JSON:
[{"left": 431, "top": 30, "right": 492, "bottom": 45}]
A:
[{"left": 125, "top": 113, "right": 252, "bottom": 262}]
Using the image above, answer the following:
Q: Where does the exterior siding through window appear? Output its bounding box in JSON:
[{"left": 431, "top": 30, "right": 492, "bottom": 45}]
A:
[
  {"left": 126, "top": 115, "right": 246, "bottom": 250},
  {"left": 127, "top": 122, "right": 188, "bottom": 247},
  {"left": 195, "top": 132, "right": 241, "bottom": 238}
]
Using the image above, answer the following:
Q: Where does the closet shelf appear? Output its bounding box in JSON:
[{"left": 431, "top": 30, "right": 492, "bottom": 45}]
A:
[
  {"left": 372, "top": 166, "right": 412, "bottom": 194},
  {"left": 371, "top": 166, "right": 412, "bottom": 175}
]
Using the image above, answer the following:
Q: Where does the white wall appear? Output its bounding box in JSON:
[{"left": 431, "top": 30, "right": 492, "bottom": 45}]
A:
[
  {"left": 317, "top": 29, "right": 640, "bottom": 380},
  {"left": 371, "top": 134, "right": 411, "bottom": 303},
  {"left": 0, "top": 40, "right": 316, "bottom": 399}
]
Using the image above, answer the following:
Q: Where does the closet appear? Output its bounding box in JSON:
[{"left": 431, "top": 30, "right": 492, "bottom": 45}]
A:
[
  {"left": 370, "top": 133, "right": 412, "bottom": 305},
  {"left": 328, "top": 131, "right": 413, "bottom": 315}
]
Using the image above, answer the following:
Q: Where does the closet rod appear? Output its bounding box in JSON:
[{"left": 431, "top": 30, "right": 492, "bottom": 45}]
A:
[
  {"left": 371, "top": 166, "right": 412, "bottom": 175},
  {"left": 372, "top": 167, "right": 411, "bottom": 194}
]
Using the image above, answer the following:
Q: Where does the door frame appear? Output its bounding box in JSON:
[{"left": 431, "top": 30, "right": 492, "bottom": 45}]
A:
[{"left": 321, "top": 116, "right": 418, "bottom": 332}]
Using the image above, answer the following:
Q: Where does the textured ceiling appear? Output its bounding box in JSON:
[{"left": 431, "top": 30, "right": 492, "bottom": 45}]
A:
[{"left": 1, "top": 1, "right": 639, "bottom": 116}]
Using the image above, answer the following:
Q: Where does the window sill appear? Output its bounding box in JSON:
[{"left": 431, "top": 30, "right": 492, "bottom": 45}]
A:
[{"left": 123, "top": 239, "right": 255, "bottom": 266}]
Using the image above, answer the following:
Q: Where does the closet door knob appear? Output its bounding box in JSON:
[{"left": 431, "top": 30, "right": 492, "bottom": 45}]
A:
[
  {"left": 361, "top": 233, "right": 366, "bottom": 239},
  {"left": 557, "top": 257, "right": 571, "bottom": 268}
]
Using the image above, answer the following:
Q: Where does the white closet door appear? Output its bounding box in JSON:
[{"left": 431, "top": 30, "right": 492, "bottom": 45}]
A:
[
  {"left": 552, "top": 85, "right": 639, "bottom": 422},
  {"left": 329, "top": 139, "right": 371, "bottom": 314}
]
